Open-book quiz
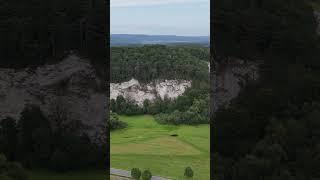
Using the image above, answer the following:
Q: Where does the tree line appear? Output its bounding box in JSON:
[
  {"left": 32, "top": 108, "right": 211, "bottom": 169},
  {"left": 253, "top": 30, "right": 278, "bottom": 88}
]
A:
[
  {"left": 0, "top": 0, "right": 107, "bottom": 78},
  {"left": 110, "top": 81, "right": 209, "bottom": 125},
  {"left": 213, "top": 0, "right": 320, "bottom": 179},
  {"left": 110, "top": 45, "right": 209, "bottom": 126},
  {"left": 111, "top": 45, "right": 209, "bottom": 83},
  {"left": 0, "top": 104, "right": 106, "bottom": 173}
]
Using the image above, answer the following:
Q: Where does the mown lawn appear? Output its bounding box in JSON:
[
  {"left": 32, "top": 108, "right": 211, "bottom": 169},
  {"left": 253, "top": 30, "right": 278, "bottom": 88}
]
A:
[
  {"left": 28, "top": 170, "right": 107, "bottom": 180},
  {"left": 111, "top": 115, "right": 210, "bottom": 180}
]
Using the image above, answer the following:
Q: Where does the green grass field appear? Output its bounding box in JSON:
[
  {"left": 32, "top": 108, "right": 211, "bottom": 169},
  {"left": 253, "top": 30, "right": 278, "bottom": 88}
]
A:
[
  {"left": 111, "top": 115, "right": 210, "bottom": 180},
  {"left": 28, "top": 170, "right": 107, "bottom": 180}
]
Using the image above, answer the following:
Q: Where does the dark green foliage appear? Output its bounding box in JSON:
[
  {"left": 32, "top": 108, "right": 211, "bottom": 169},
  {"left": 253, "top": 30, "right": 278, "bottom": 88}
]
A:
[
  {"left": 0, "top": 118, "right": 17, "bottom": 161},
  {"left": 184, "top": 167, "right": 194, "bottom": 178},
  {"left": 213, "top": 0, "right": 317, "bottom": 64},
  {"left": 143, "top": 99, "right": 151, "bottom": 114},
  {"left": 110, "top": 96, "right": 143, "bottom": 115},
  {"left": 155, "top": 98, "right": 209, "bottom": 125},
  {"left": 111, "top": 45, "right": 209, "bottom": 83},
  {"left": 112, "top": 94, "right": 209, "bottom": 125},
  {"left": 49, "top": 149, "right": 69, "bottom": 172},
  {"left": 0, "top": 0, "right": 107, "bottom": 79},
  {"left": 0, "top": 154, "right": 28, "bottom": 180},
  {"left": 110, "top": 45, "right": 209, "bottom": 125},
  {"left": 15, "top": 104, "right": 51, "bottom": 167},
  {"left": 213, "top": 0, "right": 320, "bottom": 179},
  {"left": 108, "top": 112, "right": 127, "bottom": 131},
  {"left": 111, "top": 81, "right": 209, "bottom": 125},
  {"left": 0, "top": 104, "right": 106, "bottom": 172},
  {"left": 141, "top": 169, "right": 152, "bottom": 180},
  {"left": 131, "top": 168, "right": 141, "bottom": 180}
]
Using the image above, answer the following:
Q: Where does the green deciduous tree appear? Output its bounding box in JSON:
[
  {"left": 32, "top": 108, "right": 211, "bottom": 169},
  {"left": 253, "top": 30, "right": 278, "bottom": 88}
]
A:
[
  {"left": 141, "top": 169, "right": 152, "bottom": 180},
  {"left": 184, "top": 167, "right": 194, "bottom": 178},
  {"left": 131, "top": 168, "right": 141, "bottom": 180}
]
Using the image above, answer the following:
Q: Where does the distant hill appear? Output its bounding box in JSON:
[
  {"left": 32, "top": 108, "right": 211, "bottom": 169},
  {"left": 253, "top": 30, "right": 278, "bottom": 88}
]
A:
[{"left": 111, "top": 34, "right": 209, "bottom": 46}]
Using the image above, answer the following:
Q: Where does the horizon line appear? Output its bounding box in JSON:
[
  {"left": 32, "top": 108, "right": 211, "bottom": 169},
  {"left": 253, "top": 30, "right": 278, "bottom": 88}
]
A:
[{"left": 111, "top": 33, "right": 210, "bottom": 37}]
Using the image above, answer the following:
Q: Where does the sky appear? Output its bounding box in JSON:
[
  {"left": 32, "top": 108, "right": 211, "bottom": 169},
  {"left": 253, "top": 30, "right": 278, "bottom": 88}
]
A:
[{"left": 111, "top": 0, "right": 210, "bottom": 36}]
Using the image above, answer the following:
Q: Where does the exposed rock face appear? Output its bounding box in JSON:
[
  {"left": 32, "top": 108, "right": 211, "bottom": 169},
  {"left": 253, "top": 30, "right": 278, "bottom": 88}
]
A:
[
  {"left": 213, "top": 58, "right": 259, "bottom": 112},
  {"left": 110, "top": 78, "right": 192, "bottom": 106},
  {"left": 110, "top": 59, "right": 257, "bottom": 112},
  {"left": 0, "top": 55, "right": 106, "bottom": 143}
]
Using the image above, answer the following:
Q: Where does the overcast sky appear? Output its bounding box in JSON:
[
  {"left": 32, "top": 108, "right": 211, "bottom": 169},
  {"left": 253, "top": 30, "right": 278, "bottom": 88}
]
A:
[{"left": 111, "top": 0, "right": 210, "bottom": 36}]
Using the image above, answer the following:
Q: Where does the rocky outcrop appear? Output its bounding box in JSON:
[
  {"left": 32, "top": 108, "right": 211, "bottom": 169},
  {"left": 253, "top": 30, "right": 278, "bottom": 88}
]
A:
[
  {"left": 0, "top": 55, "right": 106, "bottom": 143},
  {"left": 110, "top": 59, "right": 258, "bottom": 112},
  {"left": 314, "top": 11, "right": 320, "bottom": 34},
  {"left": 212, "top": 58, "right": 259, "bottom": 112},
  {"left": 110, "top": 79, "right": 192, "bottom": 106}
]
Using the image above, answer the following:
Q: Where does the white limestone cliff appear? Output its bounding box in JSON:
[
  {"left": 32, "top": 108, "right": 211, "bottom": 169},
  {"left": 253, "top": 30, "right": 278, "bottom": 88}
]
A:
[
  {"left": 110, "top": 78, "right": 192, "bottom": 106},
  {"left": 0, "top": 55, "right": 106, "bottom": 143}
]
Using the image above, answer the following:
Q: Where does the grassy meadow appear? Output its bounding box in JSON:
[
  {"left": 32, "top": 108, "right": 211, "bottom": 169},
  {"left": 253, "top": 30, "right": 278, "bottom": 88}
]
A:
[{"left": 111, "top": 115, "right": 210, "bottom": 180}]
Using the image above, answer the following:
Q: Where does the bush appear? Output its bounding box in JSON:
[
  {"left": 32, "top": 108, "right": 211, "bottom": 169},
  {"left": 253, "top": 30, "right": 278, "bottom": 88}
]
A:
[
  {"left": 184, "top": 167, "right": 194, "bottom": 178},
  {"left": 141, "top": 169, "right": 152, "bottom": 180},
  {"left": 108, "top": 112, "right": 127, "bottom": 130},
  {"left": 0, "top": 175, "right": 12, "bottom": 180},
  {"left": 6, "top": 162, "right": 28, "bottom": 180},
  {"left": 0, "top": 117, "right": 17, "bottom": 161},
  {"left": 0, "top": 153, "right": 7, "bottom": 165},
  {"left": 131, "top": 168, "right": 141, "bottom": 180},
  {"left": 50, "top": 149, "right": 70, "bottom": 172},
  {"left": 0, "top": 154, "right": 28, "bottom": 180}
]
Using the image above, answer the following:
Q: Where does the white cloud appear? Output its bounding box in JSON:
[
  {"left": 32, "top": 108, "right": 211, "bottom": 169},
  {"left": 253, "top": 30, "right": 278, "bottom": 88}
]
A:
[{"left": 111, "top": 0, "right": 208, "bottom": 7}]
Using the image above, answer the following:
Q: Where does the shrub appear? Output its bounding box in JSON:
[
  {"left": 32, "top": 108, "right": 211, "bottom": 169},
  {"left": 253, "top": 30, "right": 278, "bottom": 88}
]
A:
[
  {"left": 0, "top": 154, "right": 28, "bottom": 180},
  {"left": 0, "top": 175, "right": 11, "bottom": 180},
  {"left": 108, "top": 112, "right": 127, "bottom": 130},
  {"left": 141, "top": 169, "right": 152, "bottom": 180},
  {"left": 0, "top": 153, "right": 7, "bottom": 165},
  {"left": 131, "top": 168, "right": 141, "bottom": 179},
  {"left": 6, "top": 162, "right": 28, "bottom": 180},
  {"left": 50, "top": 149, "right": 69, "bottom": 172},
  {"left": 184, "top": 167, "right": 194, "bottom": 178},
  {"left": 0, "top": 117, "right": 17, "bottom": 161}
]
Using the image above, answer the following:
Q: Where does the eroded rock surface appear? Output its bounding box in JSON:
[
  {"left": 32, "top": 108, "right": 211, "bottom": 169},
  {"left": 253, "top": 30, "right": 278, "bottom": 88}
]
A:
[
  {"left": 110, "top": 78, "right": 192, "bottom": 106},
  {"left": 110, "top": 59, "right": 258, "bottom": 112},
  {"left": 213, "top": 58, "right": 259, "bottom": 112},
  {"left": 0, "top": 55, "right": 106, "bottom": 143}
]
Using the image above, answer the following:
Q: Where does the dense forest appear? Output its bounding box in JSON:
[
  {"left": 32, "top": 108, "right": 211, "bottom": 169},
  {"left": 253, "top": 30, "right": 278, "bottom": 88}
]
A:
[
  {"left": 213, "top": 0, "right": 320, "bottom": 179},
  {"left": 110, "top": 45, "right": 210, "bottom": 126},
  {"left": 0, "top": 0, "right": 108, "bottom": 176},
  {"left": 0, "top": 0, "right": 107, "bottom": 77},
  {"left": 0, "top": 104, "right": 106, "bottom": 173},
  {"left": 110, "top": 83, "right": 210, "bottom": 125},
  {"left": 111, "top": 45, "right": 209, "bottom": 83}
]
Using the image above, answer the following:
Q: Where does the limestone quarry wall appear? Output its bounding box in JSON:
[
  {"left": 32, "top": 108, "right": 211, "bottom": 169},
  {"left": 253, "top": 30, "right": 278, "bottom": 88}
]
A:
[
  {"left": 213, "top": 58, "right": 259, "bottom": 111},
  {"left": 0, "top": 53, "right": 257, "bottom": 141},
  {"left": 110, "top": 58, "right": 258, "bottom": 111},
  {"left": 110, "top": 78, "right": 192, "bottom": 106},
  {"left": 0, "top": 55, "right": 107, "bottom": 142}
]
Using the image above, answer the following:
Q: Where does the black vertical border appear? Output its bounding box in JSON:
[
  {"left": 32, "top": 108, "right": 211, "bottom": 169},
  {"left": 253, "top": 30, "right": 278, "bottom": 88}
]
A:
[
  {"left": 210, "top": 0, "right": 215, "bottom": 179},
  {"left": 106, "top": 0, "right": 111, "bottom": 179}
]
